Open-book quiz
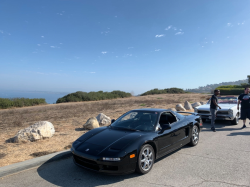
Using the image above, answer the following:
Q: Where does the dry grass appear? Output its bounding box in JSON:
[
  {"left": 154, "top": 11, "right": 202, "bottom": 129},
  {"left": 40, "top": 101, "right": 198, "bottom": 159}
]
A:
[{"left": 0, "top": 93, "right": 208, "bottom": 167}]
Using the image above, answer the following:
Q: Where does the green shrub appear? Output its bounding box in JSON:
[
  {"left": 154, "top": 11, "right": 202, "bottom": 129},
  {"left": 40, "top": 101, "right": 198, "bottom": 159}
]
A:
[
  {"left": 0, "top": 98, "right": 47, "bottom": 109},
  {"left": 56, "top": 90, "right": 132, "bottom": 103},
  {"left": 218, "top": 88, "right": 244, "bottom": 95},
  {"left": 141, "top": 87, "right": 185, "bottom": 96}
]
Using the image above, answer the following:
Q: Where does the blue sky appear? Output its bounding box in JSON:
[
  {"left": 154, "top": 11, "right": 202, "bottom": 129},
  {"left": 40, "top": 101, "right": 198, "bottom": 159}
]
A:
[{"left": 0, "top": 0, "right": 249, "bottom": 95}]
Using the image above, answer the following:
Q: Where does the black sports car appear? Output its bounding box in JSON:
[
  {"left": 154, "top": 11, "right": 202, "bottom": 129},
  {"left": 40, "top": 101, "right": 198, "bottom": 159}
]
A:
[{"left": 71, "top": 108, "right": 203, "bottom": 174}]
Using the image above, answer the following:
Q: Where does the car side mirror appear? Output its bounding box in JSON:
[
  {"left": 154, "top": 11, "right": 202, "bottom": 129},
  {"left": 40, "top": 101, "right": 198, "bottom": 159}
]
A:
[
  {"left": 159, "top": 124, "right": 171, "bottom": 134},
  {"left": 111, "top": 119, "right": 116, "bottom": 124}
]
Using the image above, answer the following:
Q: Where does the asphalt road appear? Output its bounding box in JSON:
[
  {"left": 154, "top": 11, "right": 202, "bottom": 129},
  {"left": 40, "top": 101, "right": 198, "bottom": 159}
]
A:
[{"left": 1, "top": 120, "right": 250, "bottom": 187}]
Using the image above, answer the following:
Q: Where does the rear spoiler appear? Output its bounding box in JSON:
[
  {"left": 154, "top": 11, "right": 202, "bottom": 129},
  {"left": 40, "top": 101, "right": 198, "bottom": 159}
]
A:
[{"left": 177, "top": 111, "right": 199, "bottom": 116}]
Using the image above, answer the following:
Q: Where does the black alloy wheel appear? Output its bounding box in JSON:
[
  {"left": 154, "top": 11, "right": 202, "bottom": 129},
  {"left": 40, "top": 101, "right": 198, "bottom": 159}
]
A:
[{"left": 136, "top": 144, "right": 155, "bottom": 174}]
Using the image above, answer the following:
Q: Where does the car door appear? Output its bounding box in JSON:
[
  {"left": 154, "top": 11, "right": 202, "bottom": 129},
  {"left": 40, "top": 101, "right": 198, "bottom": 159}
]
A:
[
  {"left": 157, "top": 112, "right": 176, "bottom": 156},
  {"left": 169, "top": 113, "right": 189, "bottom": 147}
]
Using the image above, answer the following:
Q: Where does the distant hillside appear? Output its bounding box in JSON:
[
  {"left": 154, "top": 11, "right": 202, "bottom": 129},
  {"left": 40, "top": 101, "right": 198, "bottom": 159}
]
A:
[{"left": 186, "top": 79, "right": 248, "bottom": 93}]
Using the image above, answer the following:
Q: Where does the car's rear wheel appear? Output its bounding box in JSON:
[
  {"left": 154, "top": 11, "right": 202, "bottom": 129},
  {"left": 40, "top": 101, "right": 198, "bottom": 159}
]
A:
[
  {"left": 189, "top": 125, "right": 199, "bottom": 146},
  {"left": 231, "top": 113, "right": 239, "bottom": 125},
  {"left": 136, "top": 144, "right": 155, "bottom": 174}
]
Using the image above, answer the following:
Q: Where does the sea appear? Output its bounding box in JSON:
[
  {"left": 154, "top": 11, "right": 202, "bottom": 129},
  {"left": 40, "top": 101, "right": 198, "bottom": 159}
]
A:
[{"left": 0, "top": 90, "right": 69, "bottom": 104}]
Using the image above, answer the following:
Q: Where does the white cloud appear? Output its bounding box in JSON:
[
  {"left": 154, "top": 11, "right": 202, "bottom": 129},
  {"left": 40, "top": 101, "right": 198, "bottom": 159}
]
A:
[
  {"left": 37, "top": 44, "right": 41, "bottom": 46},
  {"left": 173, "top": 27, "right": 177, "bottom": 30},
  {"left": 74, "top": 56, "right": 80, "bottom": 59},
  {"left": 211, "top": 41, "right": 214, "bottom": 43},
  {"left": 0, "top": 30, "right": 4, "bottom": 34},
  {"left": 41, "top": 36, "right": 44, "bottom": 38},
  {"left": 90, "top": 72, "right": 96, "bottom": 74},
  {"left": 155, "top": 34, "right": 164, "bottom": 38},
  {"left": 101, "top": 51, "right": 107, "bottom": 54},
  {"left": 175, "top": 32, "right": 184, "bottom": 35},
  {"left": 101, "top": 31, "right": 110, "bottom": 35},
  {"left": 8, "top": 33, "right": 11, "bottom": 35},
  {"left": 165, "top": 25, "right": 172, "bottom": 30},
  {"left": 227, "top": 23, "right": 232, "bottom": 27},
  {"left": 155, "top": 49, "right": 161, "bottom": 52},
  {"left": 59, "top": 43, "right": 63, "bottom": 45},
  {"left": 50, "top": 46, "right": 55, "bottom": 48},
  {"left": 128, "top": 47, "right": 134, "bottom": 49},
  {"left": 123, "top": 54, "right": 132, "bottom": 57}
]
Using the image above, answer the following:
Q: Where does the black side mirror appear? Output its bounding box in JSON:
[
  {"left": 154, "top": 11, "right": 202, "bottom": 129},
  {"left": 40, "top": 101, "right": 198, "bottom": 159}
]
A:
[
  {"left": 111, "top": 119, "right": 116, "bottom": 124},
  {"left": 159, "top": 124, "right": 171, "bottom": 134}
]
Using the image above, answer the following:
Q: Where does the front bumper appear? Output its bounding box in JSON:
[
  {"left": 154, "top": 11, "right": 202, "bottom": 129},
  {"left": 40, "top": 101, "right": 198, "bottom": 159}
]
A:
[
  {"left": 71, "top": 149, "right": 136, "bottom": 175},
  {"left": 199, "top": 114, "right": 233, "bottom": 121}
]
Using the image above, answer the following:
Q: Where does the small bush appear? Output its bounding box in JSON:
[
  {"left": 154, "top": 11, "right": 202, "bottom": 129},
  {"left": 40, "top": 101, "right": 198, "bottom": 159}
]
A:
[
  {"left": 30, "top": 151, "right": 56, "bottom": 157},
  {"left": 56, "top": 90, "right": 132, "bottom": 103},
  {"left": 141, "top": 88, "right": 185, "bottom": 96},
  {"left": 0, "top": 98, "right": 47, "bottom": 109}
]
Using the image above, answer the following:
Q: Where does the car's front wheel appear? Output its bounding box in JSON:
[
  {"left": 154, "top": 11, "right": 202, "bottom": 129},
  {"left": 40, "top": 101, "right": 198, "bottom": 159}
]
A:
[
  {"left": 189, "top": 125, "right": 199, "bottom": 146},
  {"left": 136, "top": 144, "right": 155, "bottom": 174},
  {"left": 231, "top": 113, "right": 239, "bottom": 125}
]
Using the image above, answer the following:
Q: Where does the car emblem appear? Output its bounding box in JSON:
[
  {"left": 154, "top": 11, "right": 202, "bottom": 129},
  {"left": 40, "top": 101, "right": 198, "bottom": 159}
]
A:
[{"left": 85, "top": 148, "right": 89, "bottom": 152}]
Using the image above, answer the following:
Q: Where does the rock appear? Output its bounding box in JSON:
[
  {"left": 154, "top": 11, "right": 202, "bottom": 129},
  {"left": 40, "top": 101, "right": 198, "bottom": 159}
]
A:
[
  {"left": 13, "top": 121, "right": 55, "bottom": 143},
  {"left": 191, "top": 102, "right": 201, "bottom": 108},
  {"left": 83, "top": 117, "right": 99, "bottom": 130},
  {"left": 176, "top": 104, "right": 186, "bottom": 111},
  {"left": 200, "top": 101, "right": 206, "bottom": 105},
  {"left": 167, "top": 108, "right": 177, "bottom": 111},
  {"left": 184, "top": 101, "right": 192, "bottom": 110},
  {"left": 96, "top": 113, "right": 111, "bottom": 126}
]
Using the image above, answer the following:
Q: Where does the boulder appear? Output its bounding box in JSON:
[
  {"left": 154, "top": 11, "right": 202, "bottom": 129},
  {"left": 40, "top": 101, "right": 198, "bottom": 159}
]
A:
[
  {"left": 167, "top": 108, "right": 177, "bottom": 111},
  {"left": 176, "top": 104, "right": 186, "bottom": 111},
  {"left": 13, "top": 121, "right": 55, "bottom": 143},
  {"left": 191, "top": 102, "right": 201, "bottom": 108},
  {"left": 83, "top": 117, "right": 99, "bottom": 130},
  {"left": 96, "top": 113, "right": 111, "bottom": 126},
  {"left": 184, "top": 101, "right": 192, "bottom": 110}
]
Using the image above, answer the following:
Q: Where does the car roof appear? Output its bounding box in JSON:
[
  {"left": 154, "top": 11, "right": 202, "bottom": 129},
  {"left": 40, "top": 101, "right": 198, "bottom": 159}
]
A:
[{"left": 131, "top": 108, "right": 171, "bottom": 112}]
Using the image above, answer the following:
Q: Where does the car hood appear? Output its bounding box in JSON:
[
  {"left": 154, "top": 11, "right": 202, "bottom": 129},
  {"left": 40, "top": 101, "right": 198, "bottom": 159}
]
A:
[
  {"left": 75, "top": 128, "right": 141, "bottom": 155},
  {"left": 197, "top": 104, "right": 235, "bottom": 110}
]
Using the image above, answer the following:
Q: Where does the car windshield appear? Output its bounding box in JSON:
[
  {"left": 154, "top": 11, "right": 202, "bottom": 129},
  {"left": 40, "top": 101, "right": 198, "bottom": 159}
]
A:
[
  {"left": 207, "top": 97, "right": 237, "bottom": 104},
  {"left": 111, "top": 111, "right": 158, "bottom": 132}
]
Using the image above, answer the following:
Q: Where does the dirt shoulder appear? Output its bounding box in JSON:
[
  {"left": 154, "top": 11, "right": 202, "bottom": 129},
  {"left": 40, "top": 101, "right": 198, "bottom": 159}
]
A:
[{"left": 0, "top": 93, "right": 209, "bottom": 167}]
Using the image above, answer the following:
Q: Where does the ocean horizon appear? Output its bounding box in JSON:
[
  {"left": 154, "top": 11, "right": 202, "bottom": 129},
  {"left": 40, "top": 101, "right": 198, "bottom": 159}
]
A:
[{"left": 0, "top": 90, "right": 69, "bottom": 104}]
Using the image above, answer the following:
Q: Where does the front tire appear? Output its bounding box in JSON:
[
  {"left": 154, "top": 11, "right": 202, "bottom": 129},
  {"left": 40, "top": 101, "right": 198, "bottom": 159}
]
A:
[
  {"left": 189, "top": 125, "right": 199, "bottom": 146},
  {"left": 136, "top": 144, "right": 155, "bottom": 174},
  {"left": 231, "top": 113, "right": 239, "bottom": 125}
]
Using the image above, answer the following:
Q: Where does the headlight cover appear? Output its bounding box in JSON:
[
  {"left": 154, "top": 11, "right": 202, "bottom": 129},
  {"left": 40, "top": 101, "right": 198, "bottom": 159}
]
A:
[{"left": 228, "top": 109, "right": 234, "bottom": 117}]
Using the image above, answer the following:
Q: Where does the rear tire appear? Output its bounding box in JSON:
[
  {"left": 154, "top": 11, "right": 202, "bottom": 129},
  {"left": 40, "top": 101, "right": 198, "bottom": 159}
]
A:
[
  {"left": 188, "top": 125, "right": 199, "bottom": 146},
  {"left": 136, "top": 144, "right": 155, "bottom": 174}
]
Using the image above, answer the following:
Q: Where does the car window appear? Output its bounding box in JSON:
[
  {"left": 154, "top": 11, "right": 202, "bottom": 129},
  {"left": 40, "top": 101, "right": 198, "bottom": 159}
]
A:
[{"left": 159, "top": 112, "right": 177, "bottom": 126}]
